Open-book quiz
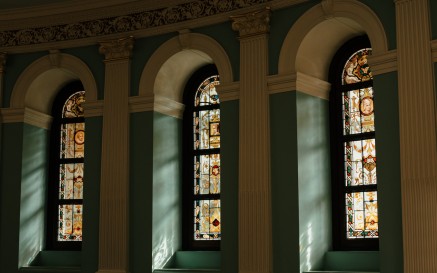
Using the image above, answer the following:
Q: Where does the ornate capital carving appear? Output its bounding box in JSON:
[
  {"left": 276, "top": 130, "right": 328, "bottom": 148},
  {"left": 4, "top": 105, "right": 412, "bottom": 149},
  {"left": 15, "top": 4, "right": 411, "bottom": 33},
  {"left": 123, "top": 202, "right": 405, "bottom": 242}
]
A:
[
  {"left": 0, "top": 52, "right": 7, "bottom": 73},
  {"left": 99, "top": 36, "right": 134, "bottom": 61},
  {"left": 231, "top": 7, "right": 271, "bottom": 38}
]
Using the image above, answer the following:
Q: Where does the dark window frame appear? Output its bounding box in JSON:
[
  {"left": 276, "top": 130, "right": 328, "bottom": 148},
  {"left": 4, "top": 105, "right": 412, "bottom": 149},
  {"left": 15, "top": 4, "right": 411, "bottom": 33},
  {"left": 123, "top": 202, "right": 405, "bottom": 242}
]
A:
[
  {"left": 46, "top": 81, "right": 84, "bottom": 250},
  {"left": 182, "top": 64, "right": 221, "bottom": 250},
  {"left": 329, "top": 36, "right": 379, "bottom": 251}
]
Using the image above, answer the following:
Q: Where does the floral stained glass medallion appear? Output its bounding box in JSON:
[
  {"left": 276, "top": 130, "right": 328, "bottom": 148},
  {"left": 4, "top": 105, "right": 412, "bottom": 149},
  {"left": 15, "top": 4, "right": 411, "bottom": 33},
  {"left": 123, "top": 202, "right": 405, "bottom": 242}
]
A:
[
  {"left": 342, "top": 88, "right": 375, "bottom": 135},
  {"left": 344, "top": 139, "right": 377, "bottom": 186},
  {"left": 192, "top": 74, "right": 221, "bottom": 242},
  {"left": 342, "top": 48, "right": 373, "bottom": 85}
]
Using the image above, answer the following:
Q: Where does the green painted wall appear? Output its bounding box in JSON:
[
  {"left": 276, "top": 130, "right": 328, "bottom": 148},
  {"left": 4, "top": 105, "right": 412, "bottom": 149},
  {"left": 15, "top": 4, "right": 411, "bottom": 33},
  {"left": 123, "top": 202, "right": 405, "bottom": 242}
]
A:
[
  {"left": 82, "top": 116, "right": 102, "bottom": 273},
  {"left": 195, "top": 22, "right": 240, "bottom": 81},
  {"left": 130, "top": 111, "right": 154, "bottom": 273},
  {"left": 360, "top": 0, "right": 397, "bottom": 50},
  {"left": 269, "top": 0, "right": 318, "bottom": 75},
  {"left": 2, "top": 52, "right": 46, "bottom": 108},
  {"left": 131, "top": 33, "right": 177, "bottom": 97},
  {"left": 152, "top": 112, "right": 183, "bottom": 270},
  {"left": 19, "top": 124, "right": 48, "bottom": 268},
  {"left": 373, "top": 72, "right": 403, "bottom": 273},
  {"left": 296, "top": 92, "right": 331, "bottom": 272},
  {"left": 220, "top": 100, "right": 239, "bottom": 273},
  {"left": 62, "top": 46, "right": 105, "bottom": 100},
  {"left": 271, "top": 92, "right": 300, "bottom": 273},
  {"left": 0, "top": 123, "right": 24, "bottom": 272},
  {"left": 429, "top": 0, "right": 437, "bottom": 40}
]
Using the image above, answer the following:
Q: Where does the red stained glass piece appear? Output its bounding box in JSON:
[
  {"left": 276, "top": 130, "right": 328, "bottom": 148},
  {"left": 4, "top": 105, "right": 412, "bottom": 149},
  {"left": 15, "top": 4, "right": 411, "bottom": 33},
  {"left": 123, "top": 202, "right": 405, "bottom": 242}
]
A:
[{"left": 212, "top": 218, "right": 220, "bottom": 227}]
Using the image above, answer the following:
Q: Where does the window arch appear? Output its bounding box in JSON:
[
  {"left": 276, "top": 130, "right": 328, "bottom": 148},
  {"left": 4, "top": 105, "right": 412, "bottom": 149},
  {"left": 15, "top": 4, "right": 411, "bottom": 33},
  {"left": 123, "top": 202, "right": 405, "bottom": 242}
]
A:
[
  {"left": 329, "top": 36, "right": 379, "bottom": 250},
  {"left": 47, "top": 81, "right": 85, "bottom": 250},
  {"left": 183, "top": 64, "right": 221, "bottom": 250}
]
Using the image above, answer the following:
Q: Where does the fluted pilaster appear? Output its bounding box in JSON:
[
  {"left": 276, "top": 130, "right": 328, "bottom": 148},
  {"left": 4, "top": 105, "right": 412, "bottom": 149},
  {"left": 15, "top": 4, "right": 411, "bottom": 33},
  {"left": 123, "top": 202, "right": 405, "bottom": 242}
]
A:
[
  {"left": 231, "top": 7, "right": 272, "bottom": 273},
  {"left": 395, "top": 1, "right": 437, "bottom": 272},
  {"left": 97, "top": 37, "right": 133, "bottom": 273}
]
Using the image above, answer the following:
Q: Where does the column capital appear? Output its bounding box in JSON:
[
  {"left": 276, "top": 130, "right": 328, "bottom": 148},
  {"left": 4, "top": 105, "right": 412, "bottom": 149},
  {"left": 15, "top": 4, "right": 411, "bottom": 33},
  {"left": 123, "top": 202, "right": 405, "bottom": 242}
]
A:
[
  {"left": 99, "top": 36, "right": 134, "bottom": 61},
  {"left": 231, "top": 7, "right": 271, "bottom": 39},
  {"left": 0, "top": 52, "right": 7, "bottom": 73}
]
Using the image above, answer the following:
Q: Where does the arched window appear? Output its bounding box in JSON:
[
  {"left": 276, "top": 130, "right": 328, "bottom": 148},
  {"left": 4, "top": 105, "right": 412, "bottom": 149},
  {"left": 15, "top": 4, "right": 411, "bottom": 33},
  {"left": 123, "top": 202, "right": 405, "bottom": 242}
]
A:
[
  {"left": 183, "top": 64, "right": 221, "bottom": 250},
  {"left": 329, "top": 36, "right": 378, "bottom": 250},
  {"left": 47, "top": 81, "right": 85, "bottom": 250}
]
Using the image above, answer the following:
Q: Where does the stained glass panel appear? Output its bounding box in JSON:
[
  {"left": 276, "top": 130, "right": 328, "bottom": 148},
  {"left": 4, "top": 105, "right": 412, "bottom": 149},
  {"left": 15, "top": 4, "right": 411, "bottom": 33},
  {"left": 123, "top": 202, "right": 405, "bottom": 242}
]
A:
[
  {"left": 343, "top": 88, "right": 374, "bottom": 135},
  {"left": 194, "top": 109, "right": 220, "bottom": 150},
  {"left": 58, "top": 204, "right": 83, "bottom": 241},
  {"left": 344, "top": 139, "right": 377, "bottom": 186},
  {"left": 346, "top": 191, "right": 378, "bottom": 239},
  {"left": 60, "top": 123, "right": 85, "bottom": 158},
  {"left": 62, "top": 91, "right": 85, "bottom": 118},
  {"left": 59, "top": 163, "right": 84, "bottom": 199},
  {"left": 194, "top": 199, "right": 221, "bottom": 240},
  {"left": 194, "top": 76, "right": 220, "bottom": 106},
  {"left": 194, "top": 154, "right": 220, "bottom": 195},
  {"left": 342, "top": 48, "right": 373, "bottom": 85}
]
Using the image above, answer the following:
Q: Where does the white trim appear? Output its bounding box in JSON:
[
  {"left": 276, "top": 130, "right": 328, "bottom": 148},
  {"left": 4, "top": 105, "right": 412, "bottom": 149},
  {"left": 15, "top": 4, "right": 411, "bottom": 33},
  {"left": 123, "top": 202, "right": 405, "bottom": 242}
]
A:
[
  {"left": 0, "top": 107, "right": 52, "bottom": 129},
  {"left": 128, "top": 95, "right": 154, "bottom": 113},
  {"left": 154, "top": 95, "right": 185, "bottom": 119},
  {"left": 217, "top": 82, "right": 240, "bottom": 102},
  {"left": 267, "top": 73, "right": 297, "bottom": 94},
  {"left": 368, "top": 49, "right": 398, "bottom": 75},
  {"left": 267, "top": 72, "right": 330, "bottom": 100},
  {"left": 83, "top": 100, "right": 104, "bottom": 117}
]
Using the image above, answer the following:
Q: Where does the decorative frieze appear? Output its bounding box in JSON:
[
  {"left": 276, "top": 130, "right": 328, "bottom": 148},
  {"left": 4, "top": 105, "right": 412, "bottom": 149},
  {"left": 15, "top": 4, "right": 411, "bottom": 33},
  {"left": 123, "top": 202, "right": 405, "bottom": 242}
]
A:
[
  {"left": 231, "top": 7, "right": 271, "bottom": 38},
  {"left": 0, "top": 0, "right": 271, "bottom": 48}
]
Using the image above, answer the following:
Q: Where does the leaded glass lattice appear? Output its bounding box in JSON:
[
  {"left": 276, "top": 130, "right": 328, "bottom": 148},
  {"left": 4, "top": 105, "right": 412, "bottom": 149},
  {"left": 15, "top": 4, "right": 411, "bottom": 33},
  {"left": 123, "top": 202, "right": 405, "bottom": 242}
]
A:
[
  {"left": 342, "top": 88, "right": 375, "bottom": 135},
  {"left": 58, "top": 204, "right": 83, "bottom": 241},
  {"left": 342, "top": 48, "right": 373, "bottom": 85},
  {"left": 192, "top": 75, "right": 221, "bottom": 241}
]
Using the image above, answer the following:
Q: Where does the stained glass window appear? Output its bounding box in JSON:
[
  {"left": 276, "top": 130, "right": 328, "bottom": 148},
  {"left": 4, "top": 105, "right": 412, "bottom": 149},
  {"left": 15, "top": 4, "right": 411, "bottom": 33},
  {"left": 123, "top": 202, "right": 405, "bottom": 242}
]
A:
[
  {"left": 57, "top": 91, "right": 85, "bottom": 242},
  {"left": 192, "top": 75, "right": 221, "bottom": 241},
  {"left": 330, "top": 37, "right": 379, "bottom": 249}
]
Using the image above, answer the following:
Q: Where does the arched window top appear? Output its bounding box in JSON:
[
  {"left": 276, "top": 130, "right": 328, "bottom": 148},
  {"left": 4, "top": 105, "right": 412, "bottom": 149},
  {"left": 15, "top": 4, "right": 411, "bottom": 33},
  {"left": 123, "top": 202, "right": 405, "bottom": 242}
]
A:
[
  {"left": 62, "top": 91, "right": 85, "bottom": 118},
  {"left": 194, "top": 75, "right": 220, "bottom": 107},
  {"left": 342, "top": 48, "right": 373, "bottom": 85}
]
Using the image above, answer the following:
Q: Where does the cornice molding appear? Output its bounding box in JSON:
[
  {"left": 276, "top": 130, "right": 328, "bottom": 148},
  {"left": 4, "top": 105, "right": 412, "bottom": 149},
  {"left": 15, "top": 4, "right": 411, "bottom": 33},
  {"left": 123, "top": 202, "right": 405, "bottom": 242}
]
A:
[
  {"left": 368, "top": 49, "right": 398, "bottom": 75},
  {"left": 128, "top": 95, "right": 154, "bottom": 113},
  {"left": 267, "top": 72, "right": 330, "bottom": 100},
  {"left": 0, "top": 0, "right": 275, "bottom": 51},
  {"left": 231, "top": 6, "right": 271, "bottom": 38},
  {"left": 216, "top": 81, "right": 240, "bottom": 101},
  {"left": 83, "top": 100, "right": 104, "bottom": 117},
  {"left": 154, "top": 95, "right": 185, "bottom": 119},
  {"left": 0, "top": 107, "right": 52, "bottom": 129}
]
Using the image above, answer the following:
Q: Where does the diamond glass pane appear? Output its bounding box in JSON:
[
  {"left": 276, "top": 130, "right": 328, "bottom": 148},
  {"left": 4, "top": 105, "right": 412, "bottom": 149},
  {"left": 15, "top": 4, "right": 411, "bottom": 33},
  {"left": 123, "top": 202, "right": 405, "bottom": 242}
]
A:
[
  {"left": 62, "top": 91, "right": 85, "bottom": 118},
  {"left": 194, "top": 154, "right": 221, "bottom": 195},
  {"left": 346, "top": 191, "right": 378, "bottom": 239},
  {"left": 343, "top": 88, "right": 375, "bottom": 135},
  {"left": 342, "top": 48, "right": 373, "bottom": 85},
  {"left": 60, "top": 122, "right": 85, "bottom": 158},
  {"left": 59, "top": 163, "right": 84, "bottom": 199},
  {"left": 344, "top": 139, "right": 377, "bottom": 186},
  {"left": 194, "top": 199, "right": 221, "bottom": 240},
  {"left": 58, "top": 204, "right": 83, "bottom": 241}
]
